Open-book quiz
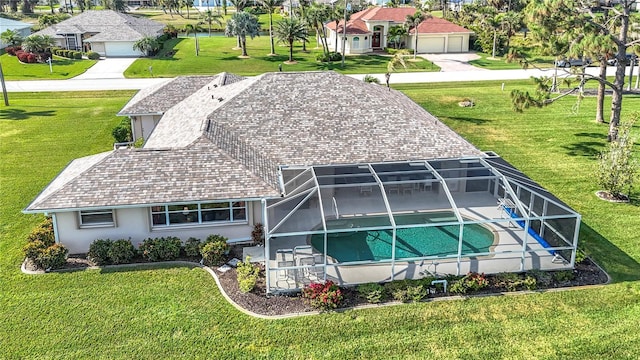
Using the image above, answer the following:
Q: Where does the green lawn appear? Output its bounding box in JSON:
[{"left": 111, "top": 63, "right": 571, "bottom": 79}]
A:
[
  {"left": 469, "top": 52, "right": 556, "bottom": 70},
  {"left": 1, "top": 85, "right": 640, "bottom": 358},
  {"left": 0, "top": 53, "right": 97, "bottom": 80},
  {"left": 125, "top": 36, "right": 438, "bottom": 77}
]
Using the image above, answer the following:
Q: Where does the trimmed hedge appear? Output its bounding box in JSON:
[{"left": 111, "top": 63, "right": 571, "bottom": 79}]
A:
[
  {"left": 86, "top": 51, "right": 100, "bottom": 60},
  {"left": 139, "top": 236, "right": 182, "bottom": 262}
]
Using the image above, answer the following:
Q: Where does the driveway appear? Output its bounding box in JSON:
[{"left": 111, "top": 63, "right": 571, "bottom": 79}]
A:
[
  {"left": 420, "top": 53, "right": 487, "bottom": 72},
  {"left": 73, "top": 57, "right": 138, "bottom": 79}
]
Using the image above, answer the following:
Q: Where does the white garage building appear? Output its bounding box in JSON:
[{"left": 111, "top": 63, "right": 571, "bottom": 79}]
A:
[{"left": 33, "top": 10, "right": 164, "bottom": 57}]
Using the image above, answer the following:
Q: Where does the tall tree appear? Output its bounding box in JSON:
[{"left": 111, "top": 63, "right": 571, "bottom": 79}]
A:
[
  {"left": 225, "top": 11, "right": 261, "bottom": 57},
  {"left": 329, "top": 4, "right": 344, "bottom": 53},
  {"left": 274, "top": 17, "right": 308, "bottom": 62},
  {"left": 0, "top": 29, "right": 23, "bottom": 47},
  {"left": 21, "top": 35, "right": 55, "bottom": 54},
  {"left": 258, "top": 0, "right": 284, "bottom": 55},
  {"left": 405, "top": 10, "right": 428, "bottom": 60},
  {"left": 306, "top": 3, "right": 330, "bottom": 57},
  {"left": 516, "top": 0, "right": 640, "bottom": 140},
  {"left": 201, "top": 9, "right": 223, "bottom": 37}
]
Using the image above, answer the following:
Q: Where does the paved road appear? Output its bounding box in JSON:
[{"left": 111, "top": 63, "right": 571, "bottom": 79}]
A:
[{"left": 3, "top": 57, "right": 638, "bottom": 92}]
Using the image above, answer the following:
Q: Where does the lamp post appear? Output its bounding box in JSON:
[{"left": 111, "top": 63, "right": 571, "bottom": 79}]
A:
[{"left": 341, "top": 1, "right": 350, "bottom": 67}]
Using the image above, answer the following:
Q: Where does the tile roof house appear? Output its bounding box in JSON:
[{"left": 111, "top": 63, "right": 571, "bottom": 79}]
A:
[
  {"left": 0, "top": 18, "right": 31, "bottom": 49},
  {"left": 326, "top": 6, "right": 472, "bottom": 54},
  {"left": 32, "top": 10, "right": 164, "bottom": 57},
  {"left": 24, "top": 71, "right": 580, "bottom": 293}
]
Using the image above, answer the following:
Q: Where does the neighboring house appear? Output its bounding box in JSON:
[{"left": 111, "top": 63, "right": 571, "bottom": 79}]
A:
[
  {"left": 25, "top": 71, "right": 580, "bottom": 293},
  {"left": 0, "top": 18, "right": 31, "bottom": 49},
  {"left": 32, "top": 10, "right": 164, "bottom": 57},
  {"left": 326, "top": 6, "right": 473, "bottom": 54}
]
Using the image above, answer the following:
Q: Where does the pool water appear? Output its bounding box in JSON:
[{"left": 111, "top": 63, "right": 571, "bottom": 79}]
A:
[{"left": 310, "top": 212, "right": 495, "bottom": 262}]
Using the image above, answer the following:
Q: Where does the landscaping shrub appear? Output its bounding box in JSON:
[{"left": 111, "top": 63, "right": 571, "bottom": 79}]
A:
[
  {"left": 27, "top": 218, "right": 55, "bottom": 246},
  {"left": 183, "top": 237, "right": 201, "bottom": 257},
  {"left": 316, "top": 51, "right": 341, "bottom": 62},
  {"left": 23, "top": 240, "right": 47, "bottom": 261},
  {"left": 26, "top": 53, "right": 36, "bottom": 63},
  {"left": 87, "top": 239, "right": 113, "bottom": 265},
  {"left": 522, "top": 275, "right": 537, "bottom": 290},
  {"left": 406, "top": 284, "right": 428, "bottom": 302},
  {"left": 108, "top": 239, "right": 136, "bottom": 264},
  {"left": 139, "top": 236, "right": 181, "bottom": 262},
  {"left": 302, "top": 281, "right": 344, "bottom": 311},
  {"left": 36, "top": 244, "right": 68, "bottom": 270},
  {"left": 251, "top": 223, "right": 264, "bottom": 246},
  {"left": 112, "top": 118, "right": 132, "bottom": 143},
  {"left": 528, "top": 269, "right": 553, "bottom": 287},
  {"left": 200, "top": 234, "right": 229, "bottom": 265},
  {"left": 236, "top": 257, "right": 260, "bottom": 293},
  {"left": 449, "top": 272, "right": 489, "bottom": 294},
  {"left": 73, "top": 51, "right": 82, "bottom": 59},
  {"left": 357, "top": 283, "right": 386, "bottom": 304},
  {"left": 6, "top": 46, "right": 21, "bottom": 56},
  {"left": 363, "top": 74, "right": 380, "bottom": 84},
  {"left": 493, "top": 272, "right": 522, "bottom": 292},
  {"left": 552, "top": 270, "right": 575, "bottom": 283},
  {"left": 384, "top": 280, "right": 410, "bottom": 302},
  {"left": 86, "top": 51, "right": 100, "bottom": 60}
]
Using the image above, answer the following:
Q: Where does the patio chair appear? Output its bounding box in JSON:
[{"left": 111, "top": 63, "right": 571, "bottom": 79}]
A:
[
  {"left": 311, "top": 254, "right": 326, "bottom": 281},
  {"left": 276, "top": 248, "right": 294, "bottom": 262},
  {"left": 293, "top": 245, "right": 313, "bottom": 258},
  {"left": 360, "top": 185, "right": 373, "bottom": 196},
  {"left": 298, "top": 256, "right": 316, "bottom": 283},
  {"left": 276, "top": 260, "right": 297, "bottom": 288}
]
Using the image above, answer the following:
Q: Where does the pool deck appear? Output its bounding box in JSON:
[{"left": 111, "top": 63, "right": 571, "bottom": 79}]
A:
[{"left": 266, "top": 190, "right": 573, "bottom": 292}]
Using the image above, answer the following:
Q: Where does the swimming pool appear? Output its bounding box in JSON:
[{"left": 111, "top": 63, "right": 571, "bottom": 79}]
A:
[{"left": 310, "top": 212, "right": 496, "bottom": 262}]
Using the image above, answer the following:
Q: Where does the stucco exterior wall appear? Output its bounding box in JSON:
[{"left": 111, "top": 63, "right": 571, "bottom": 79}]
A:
[
  {"left": 53, "top": 201, "right": 263, "bottom": 254},
  {"left": 131, "top": 115, "right": 162, "bottom": 141},
  {"left": 90, "top": 42, "right": 106, "bottom": 56}
]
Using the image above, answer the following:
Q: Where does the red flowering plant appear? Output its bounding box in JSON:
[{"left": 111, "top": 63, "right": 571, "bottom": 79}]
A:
[{"left": 301, "top": 281, "right": 344, "bottom": 311}]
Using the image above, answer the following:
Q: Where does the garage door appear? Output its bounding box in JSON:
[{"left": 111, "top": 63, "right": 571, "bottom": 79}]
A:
[
  {"left": 418, "top": 37, "right": 445, "bottom": 53},
  {"left": 104, "top": 42, "right": 140, "bottom": 57},
  {"left": 447, "top": 36, "right": 463, "bottom": 53}
]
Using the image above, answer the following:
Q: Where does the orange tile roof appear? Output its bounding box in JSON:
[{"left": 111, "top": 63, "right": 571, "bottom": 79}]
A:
[
  {"left": 326, "top": 19, "right": 370, "bottom": 35},
  {"left": 353, "top": 6, "right": 417, "bottom": 22},
  {"left": 411, "top": 17, "right": 473, "bottom": 34}
]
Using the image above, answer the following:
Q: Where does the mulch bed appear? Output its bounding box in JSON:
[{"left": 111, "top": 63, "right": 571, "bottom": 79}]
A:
[{"left": 26, "top": 245, "right": 609, "bottom": 317}]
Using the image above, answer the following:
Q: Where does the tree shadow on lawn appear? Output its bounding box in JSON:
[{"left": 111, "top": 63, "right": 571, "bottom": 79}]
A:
[
  {"left": 581, "top": 222, "right": 640, "bottom": 283},
  {"left": 446, "top": 116, "right": 490, "bottom": 125},
  {"left": 562, "top": 132, "right": 606, "bottom": 157},
  {"left": 0, "top": 109, "right": 56, "bottom": 120}
]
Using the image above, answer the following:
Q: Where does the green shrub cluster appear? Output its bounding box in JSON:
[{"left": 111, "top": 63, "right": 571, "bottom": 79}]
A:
[
  {"left": 316, "top": 52, "right": 342, "bottom": 62},
  {"left": 200, "top": 234, "right": 229, "bottom": 265},
  {"left": 112, "top": 118, "right": 132, "bottom": 143},
  {"left": 302, "top": 281, "right": 344, "bottom": 311},
  {"left": 86, "top": 51, "right": 100, "bottom": 60},
  {"left": 139, "top": 236, "right": 182, "bottom": 262},
  {"left": 357, "top": 283, "right": 386, "bottom": 304},
  {"left": 552, "top": 270, "right": 575, "bottom": 283},
  {"left": 87, "top": 238, "right": 136, "bottom": 265},
  {"left": 493, "top": 272, "right": 537, "bottom": 292},
  {"left": 23, "top": 218, "right": 68, "bottom": 270},
  {"left": 52, "top": 48, "right": 83, "bottom": 59},
  {"left": 449, "top": 272, "right": 489, "bottom": 294},
  {"left": 183, "top": 237, "right": 202, "bottom": 257},
  {"left": 236, "top": 257, "right": 260, "bottom": 293}
]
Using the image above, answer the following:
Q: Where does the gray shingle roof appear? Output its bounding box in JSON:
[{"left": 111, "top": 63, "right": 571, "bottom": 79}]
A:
[
  {"left": 33, "top": 10, "right": 164, "bottom": 41},
  {"left": 26, "top": 137, "right": 279, "bottom": 211},
  {"left": 26, "top": 71, "right": 484, "bottom": 212},
  {"left": 118, "top": 75, "right": 223, "bottom": 116}
]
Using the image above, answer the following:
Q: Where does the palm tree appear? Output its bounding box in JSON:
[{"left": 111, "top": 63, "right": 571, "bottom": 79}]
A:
[
  {"left": 274, "top": 17, "right": 308, "bottom": 63},
  {"left": 229, "top": 0, "right": 249, "bottom": 48},
  {"left": 133, "top": 36, "right": 160, "bottom": 56},
  {"left": 1, "top": 29, "right": 23, "bottom": 47},
  {"left": 387, "top": 25, "right": 406, "bottom": 49},
  {"left": 225, "top": 11, "right": 261, "bottom": 57},
  {"left": 329, "top": 5, "right": 344, "bottom": 53},
  {"left": 21, "top": 35, "right": 55, "bottom": 54},
  {"left": 405, "top": 11, "right": 428, "bottom": 60},
  {"left": 306, "top": 4, "right": 328, "bottom": 53},
  {"left": 258, "top": 0, "right": 284, "bottom": 55},
  {"left": 201, "top": 9, "right": 223, "bottom": 37}
]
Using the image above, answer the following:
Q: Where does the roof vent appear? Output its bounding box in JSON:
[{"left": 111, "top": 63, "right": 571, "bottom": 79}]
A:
[
  {"left": 218, "top": 97, "right": 224, "bottom": 102},
  {"left": 213, "top": 84, "right": 218, "bottom": 88},
  {"left": 205, "top": 119, "right": 211, "bottom": 132}
]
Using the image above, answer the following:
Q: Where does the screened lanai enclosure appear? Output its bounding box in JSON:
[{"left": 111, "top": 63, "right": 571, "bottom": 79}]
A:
[{"left": 262, "top": 155, "right": 581, "bottom": 293}]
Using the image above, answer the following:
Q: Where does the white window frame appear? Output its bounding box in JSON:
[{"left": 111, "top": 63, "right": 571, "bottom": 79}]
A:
[
  {"left": 150, "top": 201, "right": 248, "bottom": 228},
  {"left": 353, "top": 36, "right": 360, "bottom": 50},
  {"left": 78, "top": 209, "right": 115, "bottom": 228}
]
